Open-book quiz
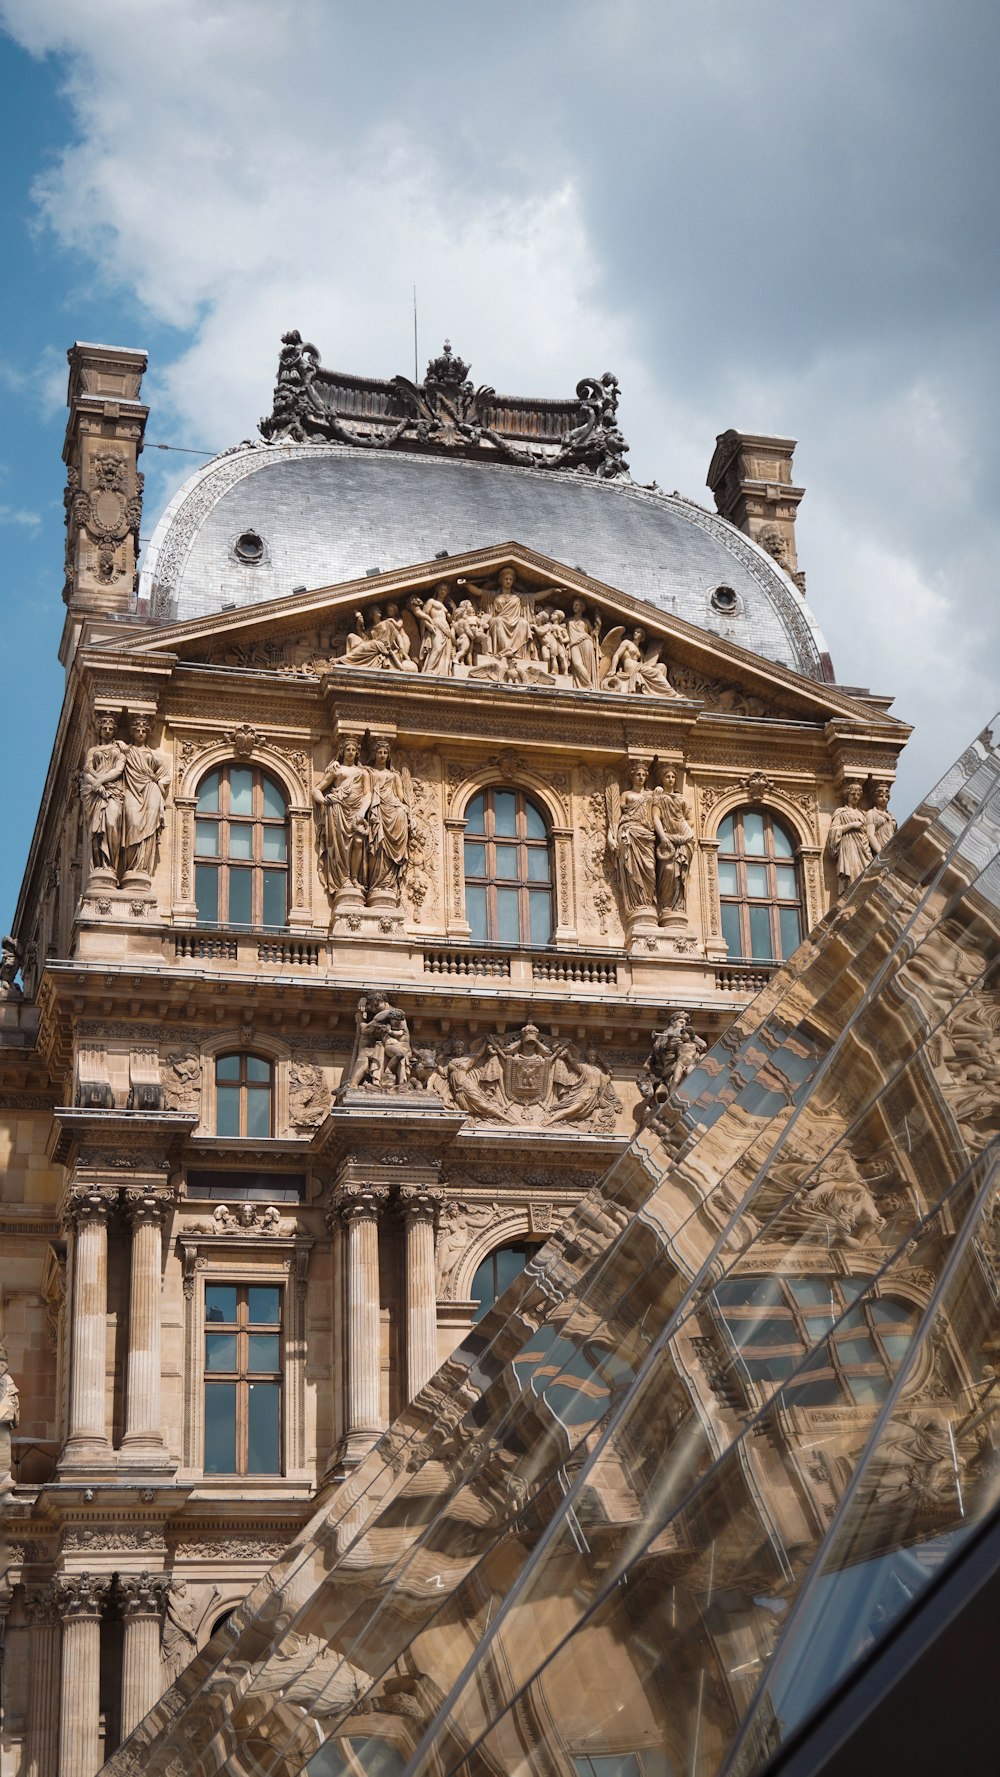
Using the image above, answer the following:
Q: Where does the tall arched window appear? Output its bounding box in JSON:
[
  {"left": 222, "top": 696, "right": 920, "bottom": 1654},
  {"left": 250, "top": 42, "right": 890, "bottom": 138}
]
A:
[
  {"left": 195, "top": 764, "right": 288, "bottom": 928},
  {"left": 471, "top": 1240, "right": 538, "bottom": 1322},
  {"left": 717, "top": 808, "right": 803, "bottom": 962},
  {"left": 215, "top": 1053, "right": 274, "bottom": 1138},
  {"left": 713, "top": 1276, "right": 916, "bottom": 1408},
  {"left": 464, "top": 787, "right": 553, "bottom": 946}
]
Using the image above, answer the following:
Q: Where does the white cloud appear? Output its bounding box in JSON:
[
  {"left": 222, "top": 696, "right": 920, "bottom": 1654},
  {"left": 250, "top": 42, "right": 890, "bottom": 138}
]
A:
[{"left": 0, "top": 503, "right": 42, "bottom": 532}]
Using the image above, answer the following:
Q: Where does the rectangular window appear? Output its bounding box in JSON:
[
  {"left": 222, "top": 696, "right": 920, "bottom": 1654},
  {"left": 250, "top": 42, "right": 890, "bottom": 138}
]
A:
[{"left": 203, "top": 1282, "right": 283, "bottom": 1475}]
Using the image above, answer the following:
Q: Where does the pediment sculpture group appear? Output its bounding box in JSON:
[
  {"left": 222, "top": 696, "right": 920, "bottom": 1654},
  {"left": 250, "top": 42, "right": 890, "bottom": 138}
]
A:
[{"left": 336, "top": 568, "right": 681, "bottom": 695}]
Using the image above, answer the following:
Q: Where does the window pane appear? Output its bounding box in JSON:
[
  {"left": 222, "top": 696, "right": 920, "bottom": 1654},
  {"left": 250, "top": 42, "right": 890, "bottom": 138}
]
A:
[
  {"left": 229, "top": 822, "right": 253, "bottom": 859},
  {"left": 787, "top": 1278, "right": 833, "bottom": 1307},
  {"left": 465, "top": 793, "right": 485, "bottom": 833},
  {"left": 882, "top": 1333, "right": 912, "bottom": 1362},
  {"left": 262, "top": 870, "right": 286, "bottom": 927},
  {"left": 733, "top": 1315, "right": 796, "bottom": 1349},
  {"left": 263, "top": 825, "right": 287, "bottom": 861},
  {"left": 745, "top": 862, "right": 769, "bottom": 898},
  {"left": 216, "top": 1054, "right": 241, "bottom": 1081},
  {"left": 870, "top": 1301, "right": 914, "bottom": 1325},
  {"left": 492, "top": 791, "right": 517, "bottom": 836},
  {"left": 748, "top": 904, "right": 774, "bottom": 959},
  {"left": 466, "top": 885, "right": 488, "bottom": 943},
  {"left": 470, "top": 1255, "right": 495, "bottom": 1321},
  {"left": 205, "top": 1284, "right": 237, "bottom": 1323},
  {"left": 834, "top": 1335, "right": 879, "bottom": 1365},
  {"left": 197, "top": 771, "right": 220, "bottom": 813},
  {"left": 496, "top": 1244, "right": 530, "bottom": 1293},
  {"left": 229, "top": 768, "right": 253, "bottom": 814},
  {"left": 718, "top": 859, "right": 738, "bottom": 895},
  {"left": 496, "top": 887, "right": 521, "bottom": 944},
  {"left": 529, "top": 890, "right": 552, "bottom": 946},
  {"left": 718, "top": 814, "right": 735, "bottom": 850},
  {"left": 787, "top": 1375, "right": 840, "bottom": 1406},
  {"left": 494, "top": 844, "right": 519, "bottom": 880},
  {"left": 246, "top": 1056, "right": 271, "bottom": 1082},
  {"left": 524, "top": 801, "right": 547, "bottom": 840},
  {"left": 261, "top": 776, "right": 286, "bottom": 819},
  {"left": 248, "top": 1285, "right": 281, "bottom": 1324},
  {"left": 217, "top": 1086, "right": 241, "bottom": 1137},
  {"left": 721, "top": 901, "right": 743, "bottom": 956},
  {"left": 775, "top": 865, "right": 798, "bottom": 900},
  {"left": 464, "top": 842, "right": 487, "bottom": 878},
  {"left": 247, "top": 1382, "right": 280, "bottom": 1472},
  {"left": 779, "top": 905, "right": 803, "bottom": 958},
  {"left": 716, "top": 1278, "right": 783, "bottom": 1308},
  {"left": 248, "top": 1334, "right": 280, "bottom": 1372},
  {"left": 229, "top": 868, "right": 252, "bottom": 924},
  {"left": 847, "top": 1374, "right": 891, "bottom": 1405},
  {"left": 195, "top": 819, "right": 219, "bottom": 856},
  {"left": 195, "top": 864, "right": 219, "bottom": 924},
  {"left": 205, "top": 1331, "right": 237, "bottom": 1371},
  {"left": 743, "top": 810, "right": 766, "bottom": 854},
  {"left": 204, "top": 1382, "right": 237, "bottom": 1472},
  {"left": 804, "top": 1313, "right": 838, "bottom": 1338},
  {"left": 245, "top": 1085, "right": 271, "bottom": 1139},
  {"left": 772, "top": 820, "right": 795, "bottom": 858},
  {"left": 526, "top": 847, "right": 550, "bottom": 882},
  {"left": 746, "top": 1353, "right": 796, "bottom": 1383}
]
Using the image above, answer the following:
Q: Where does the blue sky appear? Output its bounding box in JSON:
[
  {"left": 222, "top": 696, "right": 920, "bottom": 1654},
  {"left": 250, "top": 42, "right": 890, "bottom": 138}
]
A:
[{"left": 1, "top": 1, "right": 999, "bottom": 931}]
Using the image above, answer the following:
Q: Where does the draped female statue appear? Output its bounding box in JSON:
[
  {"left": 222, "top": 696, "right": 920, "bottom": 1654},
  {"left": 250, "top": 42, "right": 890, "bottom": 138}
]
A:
[
  {"left": 312, "top": 735, "right": 371, "bottom": 898},
  {"left": 80, "top": 711, "right": 124, "bottom": 878},
  {"left": 605, "top": 761, "right": 664, "bottom": 920},
  {"left": 827, "top": 781, "right": 873, "bottom": 895},
  {"left": 364, "top": 739, "right": 413, "bottom": 903},
  {"left": 120, "top": 715, "right": 170, "bottom": 881}
]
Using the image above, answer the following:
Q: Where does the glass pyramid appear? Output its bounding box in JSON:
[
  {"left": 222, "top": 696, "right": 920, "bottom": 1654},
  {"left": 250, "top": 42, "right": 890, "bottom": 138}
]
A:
[{"left": 104, "top": 717, "right": 1000, "bottom": 1777}]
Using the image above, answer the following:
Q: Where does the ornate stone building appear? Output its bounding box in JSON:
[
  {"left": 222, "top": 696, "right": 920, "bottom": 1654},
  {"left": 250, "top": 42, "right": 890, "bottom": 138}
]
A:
[{"left": 0, "top": 336, "right": 910, "bottom": 1777}]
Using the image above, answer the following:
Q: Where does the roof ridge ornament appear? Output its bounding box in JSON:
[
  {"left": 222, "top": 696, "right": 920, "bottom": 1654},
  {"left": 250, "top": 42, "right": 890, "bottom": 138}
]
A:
[{"left": 259, "top": 331, "right": 630, "bottom": 480}]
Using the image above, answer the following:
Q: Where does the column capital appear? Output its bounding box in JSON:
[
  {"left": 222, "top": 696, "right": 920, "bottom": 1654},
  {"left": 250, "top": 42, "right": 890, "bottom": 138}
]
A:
[
  {"left": 325, "top": 1181, "right": 391, "bottom": 1229},
  {"left": 397, "top": 1184, "right": 443, "bottom": 1227},
  {"left": 23, "top": 1583, "right": 60, "bottom": 1626},
  {"left": 62, "top": 1186, "right": 113, "bottom": 1230},
  {"left": 116, "top": 1571, "right": 169, "bottom": 1618},
  {"left": 53, "top": 1572, "right": 112, "bottom": 1620},
  {"left": 122, "top": 1186, "right": 174, "bottom": 1228}
]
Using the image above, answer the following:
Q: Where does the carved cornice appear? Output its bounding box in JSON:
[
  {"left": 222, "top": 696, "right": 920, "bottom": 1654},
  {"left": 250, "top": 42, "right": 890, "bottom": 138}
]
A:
[{"left": 47, "top": 1107, "right": 197, "bottom": 1169}]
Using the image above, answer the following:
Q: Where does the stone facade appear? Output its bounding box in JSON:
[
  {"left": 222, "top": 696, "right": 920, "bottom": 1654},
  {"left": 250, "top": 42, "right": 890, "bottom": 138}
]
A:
[{"left": 0, "top": 342, "right": 910, "bottom": 1777}]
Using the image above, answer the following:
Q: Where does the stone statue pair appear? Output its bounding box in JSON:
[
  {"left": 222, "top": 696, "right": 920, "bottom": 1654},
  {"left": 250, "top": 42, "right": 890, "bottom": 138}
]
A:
[
  {"left": 312, "top": 735, "right": 413, "bottom": 908},
  {"left": 81, "top": 711, "right": 170, "bottom": 886},
  {"left": 827, "top": 781, "right": 896, "bottom": 896},
  {"left": 605, "top": 760, "right": 694, "bottom": 927}
]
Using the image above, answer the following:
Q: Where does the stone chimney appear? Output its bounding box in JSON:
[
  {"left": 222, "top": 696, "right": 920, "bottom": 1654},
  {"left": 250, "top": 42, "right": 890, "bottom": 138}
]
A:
[
  {"left": 706, "top": 429, "right": 806, "bottom": 593},
  {"left": 60, "top": 342, "right": 149, "bottom": 668}
]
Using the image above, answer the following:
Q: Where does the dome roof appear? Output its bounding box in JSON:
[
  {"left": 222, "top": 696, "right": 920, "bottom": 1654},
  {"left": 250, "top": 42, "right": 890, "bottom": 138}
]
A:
[{"left": 140, "top": 443, "right": 832, "bottom": 680}]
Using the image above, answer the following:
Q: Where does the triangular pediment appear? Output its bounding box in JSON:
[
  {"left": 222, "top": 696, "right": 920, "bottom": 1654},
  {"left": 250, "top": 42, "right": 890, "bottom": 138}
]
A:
[{"left": 102, "top": 542, "right": 906, "bottom": 731}]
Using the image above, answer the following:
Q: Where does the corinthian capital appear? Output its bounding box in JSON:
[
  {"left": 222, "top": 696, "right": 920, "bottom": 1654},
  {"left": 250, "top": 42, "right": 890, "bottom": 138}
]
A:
[
  {"left": 123, "top": 1187, "right": 173, "bottom": 1228},
  {"left": 63, "top": 1187, "right": 112, "bottom": 1229},
  {"left": 325, "top": 1181, "right": 391, "bottom": 1228},
  {"left": 53, "top": 1571, "right": 112, "bottom": 1619},
  {"left": 397, "top": 1185, "right": 442, "bottom": 1226},
  {"left": 116, "top": 1571, "right": 169, "bottom": 1618},
  {"left": 23, "top": 1584, "right": 59, "bottom": 1626}
]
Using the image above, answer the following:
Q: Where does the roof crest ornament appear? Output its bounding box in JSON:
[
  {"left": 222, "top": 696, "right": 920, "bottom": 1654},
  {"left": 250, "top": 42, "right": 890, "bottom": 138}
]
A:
[{"left": 259, "top": 331, "right": 630, "bottom": 481}]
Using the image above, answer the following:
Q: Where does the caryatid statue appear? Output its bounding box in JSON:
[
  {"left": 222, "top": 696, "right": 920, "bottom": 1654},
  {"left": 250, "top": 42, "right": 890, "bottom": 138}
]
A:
[
  {"left": 364, "top": 738, "right": 413, "bottom": 904},
  {"left": 0, "top": 1342, "right": 19, "bottom": 1494},
  {"left": 80, "top": 710, "right": 125, "bottom": 878},
  {"left": 312, "top": 734, "right": 371, "bottom": 901},
  {"left": 827, "top": 781, "right": 873, "bottom": 896},
  {"left": 606, "top": 760, "right": 694, "bottom": 927},
  {"left": 119, "top": 714, "right": 171, "bottom": 882},
  {"left": 866, "top": 782, "right": 897, "bottom": 857}
]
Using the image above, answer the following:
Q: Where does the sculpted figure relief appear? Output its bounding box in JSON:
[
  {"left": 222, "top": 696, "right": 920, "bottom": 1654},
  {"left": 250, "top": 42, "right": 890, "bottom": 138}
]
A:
[
  {"left": 344, "top": 992, "right": 413, "bottom": 1091},
  {"left": 0, "top": 1342, "right": 18, "bottom": 1494},
  {"left": 637, "top": 1012, "right": 707, "bottom": 1123},
  {"left": 80, "top": 711, "right": 125, "bottom": 877},
  {"left": 120, "top": 715, "right": 171, "bottom": 881},
  {"left": 427, "top": 1024, "right": 620, "bottom": 1130},
  {"left": 827, "top": 781, "right": 873, "bottom": 895},
  {"left": 606, "top": 760, "right": 694, "bottom": 927},
  {"left": 866, "top": 782, "right": 897, "bottom": 856},
  {"left": 343, "top": 603, "right": 416, "bottom": 672},
  {"left": 0, "top": 935, "right": 22, "bottom": 1002},
  {"left": 314, "top": 734, "right": 414, "bottom": 909},
  {"left": 313, "top": 736, "right": 370, "bottom": 899}
]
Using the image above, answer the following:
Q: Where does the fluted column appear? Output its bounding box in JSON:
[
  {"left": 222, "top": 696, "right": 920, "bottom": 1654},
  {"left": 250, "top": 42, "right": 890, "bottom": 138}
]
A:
[
  {"left": 63, "top": 1190, "right": 111, "bottom": 1462},
  {"left": 329, "top": 1184, "right": 389, "bottom": 1462},
  {"left": 55, "top": 1573, "right": 111, "bottom": 1777},
  {"left": 121, "top": 1190, "right": 169, "bottom": 1455},
  {"left": 117, "top": 1572, "right": 169, "bottom": 1739},
  {"left": 24, "top": 1586, "right": 60, "bottom": 1777},
  {"left": 400, "top": 1186, "right": 441, "bottom": 1402}
]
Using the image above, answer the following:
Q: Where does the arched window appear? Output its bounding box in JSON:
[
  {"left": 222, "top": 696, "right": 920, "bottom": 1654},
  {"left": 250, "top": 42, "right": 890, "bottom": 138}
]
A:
[
  {"left": 215, "top": 1053, "right": 273, "bottom": 1138},
  {"left": 195, "top": 764, "right": 288, "bottom": 928},
  {"left": 717, "top": 808, "right": 803, "bottom": 962},
  {"left": 714, "top": 1275, "right": 917, "bottom": 1407},
  {"left": 464, "top": 787, "right": 553, "bottom": 946},
  {"left": 471, "top": 1240, "right": 538, "bottom": 1322}
]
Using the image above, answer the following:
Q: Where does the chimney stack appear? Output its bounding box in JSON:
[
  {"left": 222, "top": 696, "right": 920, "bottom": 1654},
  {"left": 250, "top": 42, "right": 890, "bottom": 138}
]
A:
[{"left": 706, "top": 430, "right": 806, "bottom": 593}]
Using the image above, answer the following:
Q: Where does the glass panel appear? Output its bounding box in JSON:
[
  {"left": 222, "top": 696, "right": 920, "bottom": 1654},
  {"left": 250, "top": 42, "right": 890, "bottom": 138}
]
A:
[
  {"left": 228, "top": 868, "right": 252, "bottom": 925},
  {"left": 775, "top": 864, "right": 798, "bottom": 899},
  {"left": 248, "top": 1286, "right": 281, "bottom": 1324},
  {"left": 229, "top": 767, "right": 253, "bottom": 814},
  {"left": 496, "top": 1244, "right": 530, "bottom": 1293},
  {"left": 721, "top": 900, "right": 742, "bottom": 956},
  {"left": 527, "top": 846, "right": 550, "bottom": 882},
  {"left": 261, "top": 776, "right": 286, "bottom": 819},
  {"left": 492, "top": 791, "right": 517, "bottom": 836},
  {"left": 715, "top": 1278, "right": 784, "bottom": 1308},
  {"left": 718, "top": 858, "right": 739, "bottom": 895},
  {"left": 464, "top": 842, "right": 487, "bottom": 878},
  {"left": 216, "top": 1086, "right": 241, "bottom": 1137},
  {"left": 245, "top": 1085, "right": 271, "bottom": 1139},
  {"left": 262, "top": 825, "right": 287, "bottom": 860},
  {"left": 524, "top": 800, "right": 547, "bottom": 840},
  {"left": 229, "top": 822, "right": 253, "bottom": 859},
  {"left": 195, "top": 863, "right": 219, "bottom": 924},
  {"left": 748, "top": 903, "right": 774, "bottom": 958},
  {"left": 195, "top": 819, "right": 219, "bottom": 856},
  {"left": 496, "top": 887, "right": 521, "bottom": 944},
  {"left": 246, "top": 1056, "right": 271, "bottom": 1082},
  {"left": 718, "top": 812, "right": 735, "bottom": 849},
  {"left": 205, "top": 1332, "right": 237, "bottom": 1372},
  {"left": 727, "top": 1315, "right": 797, "bottom": 1349},
  {"left": 215, "top": 1055, "right": 241, "bottom": 1081},
  {"left": 529, "top": 889, "right": 552, "bottom": 946},
  {"left": 465, "top": 792, "right": 485, "bottom": 833},
  {"left": 771, "top": 819, "right": 795, "bottom": 858},
  {"left": 779, "top": 904, "right": 803, "bottom": 957},
  {"left": 262, "top": 870, "right": 286, "bottom": 927},
  {"left": 248, "top": 1334, "right": 280, "bottom": 1373},
  {"left": 203, "top": 1382, "right": 236, "bottom": 1473},
  {"left": 745, "top": 862, "right": 769, "bottom": 897},
  {"left": 833, "top": 1335, "right": 878, "bottom": 1364},
  {"left": 247, "top": 1382, "right": 280, "bottom": 1473},
  {"left": 845, "top": 1372, "right": 892, "bottom": 1404},
  {"left": 470, "top": 1255, "right": 495, "bottom": 1322},
  {"left": 870, "top": 1300, "right": 914, "bottom": 1324},
  {"left": 788, "top": 1278, "right": 835, "bottom": 1306},
  {"left": 196, "top": 770, "right": 219, "bottom": 813},
  {"left": 205, "top": 1284, "right": 237, "bottom": 1323},
  {"left": 465, "top": 884, "right": 488, "bottom": 943},
  {"left": 742, "top": 808, "right": 766, "bottom": 853},
  {"left": 494, "top": 844, "right": 519, "bottom": 880}
]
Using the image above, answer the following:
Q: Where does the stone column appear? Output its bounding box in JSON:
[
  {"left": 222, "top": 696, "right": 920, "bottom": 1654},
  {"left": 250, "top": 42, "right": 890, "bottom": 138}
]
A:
[
  {"left": 330, "top": 1184, "right": 389, "bottom": 1463},
  {"left": 24, "top": 1586, "right": 61, "bottom": 1777},
  {"left": 399, "top": 1186, "right": 441, "bottom": 1402},
  {"left": 54, "top": 1573, "right": 111, "bottom": 1777},
  {"left": 117, "top": 1573, "right": 169, "bottom": 1740},
  {"left": 63, "top": 1189, "right": 111, "bottom": 1463},
  {"left": 121, "top": 1190, "right": 169, "bottom": 1457}
]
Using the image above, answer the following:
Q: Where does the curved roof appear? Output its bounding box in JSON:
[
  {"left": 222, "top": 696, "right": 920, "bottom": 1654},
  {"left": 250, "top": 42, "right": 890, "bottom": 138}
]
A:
[{"left": 139, "top": 443, "right": 832, "bottom": 680}]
